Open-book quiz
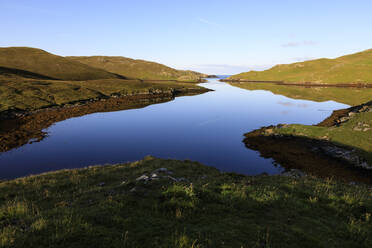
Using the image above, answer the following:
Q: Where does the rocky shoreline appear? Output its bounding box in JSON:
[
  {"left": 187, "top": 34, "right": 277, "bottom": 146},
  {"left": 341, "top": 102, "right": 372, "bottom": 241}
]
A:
[
  {"left": 0, "top": 86, "right": 210, "bottom": 120},
  {"left": 243, "top": 101, "right": 372, "bottom": 184},
  {"left": 0, "top": 87, "right": 211, "bottom": 153},
  {"left": 220, "top": 78, "right": 372, "bottom": 88}
]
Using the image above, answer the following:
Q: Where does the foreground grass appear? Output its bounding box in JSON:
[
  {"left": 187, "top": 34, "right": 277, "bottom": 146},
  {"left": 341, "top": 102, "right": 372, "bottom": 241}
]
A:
[
  {"left": 0, "top": 157, "right": 371, "bottom": 247},
  {"left": 228, "top": 49, "right": 372, "bottom": 84},
  {"left": 0, "top": 75, "right": 206, "bottom": 113},
  {"left": 230, "top": 82, "right": 372, "bottom": 106}
]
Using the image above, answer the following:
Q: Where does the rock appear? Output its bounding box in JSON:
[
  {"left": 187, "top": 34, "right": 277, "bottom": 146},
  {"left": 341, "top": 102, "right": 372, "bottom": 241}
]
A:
[
  {"left": 167, "top": 176, "right": 179, "bottom": 182},
  {"left": 353, "top": 126, "right": 363, "bottom": 131},
  {"left": 98, "top": 182, "right": 105, "bottom": 187},
  {"left": 339, "top": 117, "right": 349, "bottom": 123},
  {"left": 320, "top": 145, "right": 372, "bottom": 170},
  {"left": 136, "top": 175, "right": 149, "bottom": 181},
  {"left": 282, "top": 169, "right": 306, "bottom": 178},
  {"left": 130, "top": 187, "right": 137, "bottom": 192},
  {"left": 277, "top": 124, "right": 289, "bottom": 129},
  {"left": 153, "top": 167, "right": 173, "bottom": 175},
  {"left": 363, "top": 128, "right": 371, "bottom": 132},
  {"left": 154, "top": 168, "right": 168, "bottom": 173},
  {"left": 265, "top": 129, "right": 274, "bottom": 135}
]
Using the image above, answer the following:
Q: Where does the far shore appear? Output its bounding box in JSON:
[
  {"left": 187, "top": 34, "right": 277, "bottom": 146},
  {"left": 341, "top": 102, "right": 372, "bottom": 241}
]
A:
[{"left": 220, "top": 78, "right": 372, "bottom": 88}]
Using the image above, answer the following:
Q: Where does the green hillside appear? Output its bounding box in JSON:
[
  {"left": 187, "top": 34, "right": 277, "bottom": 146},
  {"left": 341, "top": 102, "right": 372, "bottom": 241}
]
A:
[
  {"left": 228, "top": 49, "right": 372, "bottom": 84},
  {"left": 68, "top": 56, "right": 207, "bottom": 81},
  {"left": 0, "top": 47, "right": 123, "bottom": 81}
]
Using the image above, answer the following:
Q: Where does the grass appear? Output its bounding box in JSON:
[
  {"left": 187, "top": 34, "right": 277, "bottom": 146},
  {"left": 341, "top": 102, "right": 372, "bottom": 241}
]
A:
[
  {"left": 0, "top": 74, "right": 207, "bottom": 113},
  {"left": 228, "top": 49, "right": 372, "bottom": 84},
  {"left": 67, "top": 56, "right": 206, "bottom": 82},
  {"left": 0, "top": 47, "right": 122, "bottom": 81},
  {"left": 264, "top": 109, "right": 372, "bottom": 165},
  {"left": 229, "top": 82, "right": 372, "bottom": 106},
  {"left": 0, "top": 157, "right": 371, "bottom": 247}
]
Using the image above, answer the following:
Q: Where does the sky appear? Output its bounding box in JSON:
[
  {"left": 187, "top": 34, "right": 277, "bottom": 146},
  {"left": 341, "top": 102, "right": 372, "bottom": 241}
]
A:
[{"left": 1, "top": 0, "right": 372, "bottom": 74}]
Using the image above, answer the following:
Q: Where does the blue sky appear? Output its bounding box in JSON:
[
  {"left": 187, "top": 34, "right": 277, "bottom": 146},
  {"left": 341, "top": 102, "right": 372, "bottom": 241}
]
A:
[{"left": 1, "top": 0, "right": 371, "bottom": 74}]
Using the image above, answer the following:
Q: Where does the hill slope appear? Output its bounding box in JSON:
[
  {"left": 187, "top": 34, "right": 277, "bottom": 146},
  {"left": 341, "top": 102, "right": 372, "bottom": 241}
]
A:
[
  {"left": 68, "top": 56, "right": 207, "bottom": 81},
  {"left": 228, "top": 49, "right": 372, "bottom": 84},
  {"left": 0, "top": 47, "right": 123, "bottom": 81}
]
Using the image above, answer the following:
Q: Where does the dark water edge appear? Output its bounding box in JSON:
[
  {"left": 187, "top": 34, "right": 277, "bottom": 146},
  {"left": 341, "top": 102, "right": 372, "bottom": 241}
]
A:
[{"left": 0, "top": 77, "right": 349, "bottom": 179}]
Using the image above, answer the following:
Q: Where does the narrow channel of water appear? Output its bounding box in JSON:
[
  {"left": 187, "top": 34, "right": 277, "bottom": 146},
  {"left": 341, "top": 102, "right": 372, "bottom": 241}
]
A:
[{"left": 0, "top": 77, "right": 348, "bottom": 179}]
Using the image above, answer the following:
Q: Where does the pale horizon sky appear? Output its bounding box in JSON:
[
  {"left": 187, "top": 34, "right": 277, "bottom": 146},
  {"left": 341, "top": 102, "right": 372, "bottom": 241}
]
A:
[{"left": 1, "top": 0, "right": 371, "bottom": 74}]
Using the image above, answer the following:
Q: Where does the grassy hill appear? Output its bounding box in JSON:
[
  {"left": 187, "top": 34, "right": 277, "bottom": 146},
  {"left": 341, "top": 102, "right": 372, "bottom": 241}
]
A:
[
  {"left": 228, "top": 49, "right": 372, "bottom": 84},
  {"left": 0, "top": 74, "right": 207, "bottom": 114},
  {"left": 68, "top": 56, "right": 207, "bottom": 81},
  {"left": 0, "top": 47, "right": 123, "bottom": 81},
  {"left": 0, "top": 157, "right": 371, "bottom": 247}
]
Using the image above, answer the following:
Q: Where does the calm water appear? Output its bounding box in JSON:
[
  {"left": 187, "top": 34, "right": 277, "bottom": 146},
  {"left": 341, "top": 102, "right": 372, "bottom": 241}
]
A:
[{"left": 0, "top": 77, "right": 348, "bottom": 179}]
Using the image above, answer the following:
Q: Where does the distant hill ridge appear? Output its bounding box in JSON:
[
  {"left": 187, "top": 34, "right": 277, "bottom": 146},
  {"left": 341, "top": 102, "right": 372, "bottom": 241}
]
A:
[
  {"left": 227, "top": 49, "right": 372, "bottom": 84},
  {"left": 0, "top": 47, "right": 124, "bottom": 81},
  {"left": 67, "top": 56, "right": 207, "bottom": 81},
  {"left": 0, "top": 47, "right": 206, "bottom": 82}
]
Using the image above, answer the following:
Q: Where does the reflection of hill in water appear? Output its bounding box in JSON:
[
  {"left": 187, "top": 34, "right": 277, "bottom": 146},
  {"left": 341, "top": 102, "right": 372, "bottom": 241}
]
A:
[{"left": 230, "top": 82, "right": 372, "bottom": 106}]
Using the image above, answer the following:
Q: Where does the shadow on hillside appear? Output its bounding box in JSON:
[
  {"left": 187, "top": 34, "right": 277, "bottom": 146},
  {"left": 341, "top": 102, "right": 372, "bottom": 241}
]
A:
[{"left": 0, "top": 66, "right": 58, "bottom": 80}]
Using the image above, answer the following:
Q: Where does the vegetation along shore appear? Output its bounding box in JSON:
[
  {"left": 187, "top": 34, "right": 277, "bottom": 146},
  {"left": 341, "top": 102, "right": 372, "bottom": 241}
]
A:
[
  {"left": 0, "top": 47, "right": 211, "bottom": 152},
  {"left": 243, "top": 101, "right": 372, "bottom": 184}
]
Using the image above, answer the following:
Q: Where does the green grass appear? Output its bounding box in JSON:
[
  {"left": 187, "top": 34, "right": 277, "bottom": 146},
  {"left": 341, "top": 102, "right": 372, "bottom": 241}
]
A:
[
  {"left": 269, "top": 111, "right": 372, "bottom": 164},
  {"left": 0, "top": 47, "right": 122, "bottom": 81},
  {"left": 0, "top": 157, "right": 371, "bottom": 247},
  {"left": 228, "top": 49, "right": 372, "bottom": 84},
  {"left": 230, "top": 82, "right": 372, "bottom": 106},
  {"left": 0, "top": 75, "right": 207, "bottom": 113},
  {"left": 67, "top": 56, "right": 206, "bottom": 82}
]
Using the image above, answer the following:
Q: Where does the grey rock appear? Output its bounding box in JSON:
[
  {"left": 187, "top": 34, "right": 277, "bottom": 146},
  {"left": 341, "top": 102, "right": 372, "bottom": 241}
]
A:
[
  {"left": 136, "top": 175, "right": 149, "bottom": 181},
  {"left": 320, "top": 145, "right": 371, "bottom": 170},
  {"left": 282, "top": 169, "right": 306, "bottom": 178},
  {"left": 167, "top": 176, "right": 179, "bottom": 182}
]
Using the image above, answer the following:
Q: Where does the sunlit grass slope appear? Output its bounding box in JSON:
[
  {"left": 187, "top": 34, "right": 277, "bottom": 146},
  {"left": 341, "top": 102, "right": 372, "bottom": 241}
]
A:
[
  {"left": 0, "top": 74, "right": 206, "bottom": 113},
  {"left": 0, "top": 47, "right": 122, "bottom": 81},
  {"left": 68, "top": 56, "right": 207, "bottom": 81},
  {"left": 228, "top": 49, "right": 372, "bottom": 84}
]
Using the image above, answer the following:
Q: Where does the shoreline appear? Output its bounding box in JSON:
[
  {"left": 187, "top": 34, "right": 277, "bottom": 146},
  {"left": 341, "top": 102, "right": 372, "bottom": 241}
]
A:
[
  {"left": 243, "top": 101, "right": 372, "bottom": 184},
  {"left": 220, "top": 79, "right": 372, "bottom": 88},
  {"left": 0, "top": 87, "right": 211, "bottom": 153}
]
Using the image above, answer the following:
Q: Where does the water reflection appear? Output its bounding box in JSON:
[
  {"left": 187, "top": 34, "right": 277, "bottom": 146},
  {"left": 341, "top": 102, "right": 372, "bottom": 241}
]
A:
[{"left": 0, "top": 78, "right": 348, "bottom": 179}]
